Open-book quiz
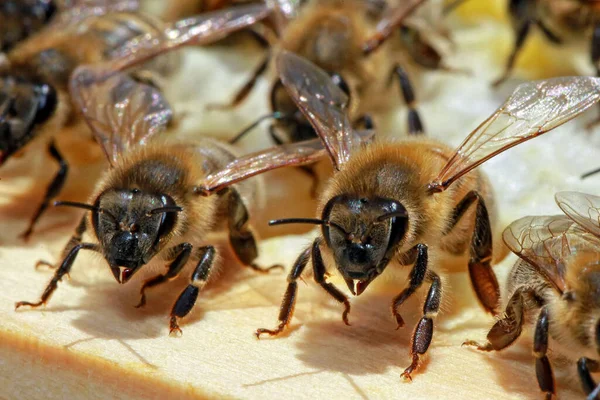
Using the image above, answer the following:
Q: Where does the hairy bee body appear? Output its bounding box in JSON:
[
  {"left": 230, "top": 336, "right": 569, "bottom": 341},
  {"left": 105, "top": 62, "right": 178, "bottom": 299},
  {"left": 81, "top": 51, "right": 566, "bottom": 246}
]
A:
[
  {"left": 538, "top": 0, "right": 600, "bottom": 39},
  {"left": 93, "top": 137, "right": 261, "bottom": 258},
  {"left": 318, "top": 139, "right": 496, "bottom": 268}
]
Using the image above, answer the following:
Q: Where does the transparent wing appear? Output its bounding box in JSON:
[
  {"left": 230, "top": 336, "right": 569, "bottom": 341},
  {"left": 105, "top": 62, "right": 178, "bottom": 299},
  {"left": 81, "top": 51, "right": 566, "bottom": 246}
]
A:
[
  {"left": 555, "top": 191, "right": 600, "bottom": 237},
  {"left": 70, "top": 67, "right": 172, "bottom": 165},
  {"left": 50, "top": 0, "right": 140, "bottom": 31},
  {"left": 106, "top": 3, "right": 271, "bottom": 73},
  {"left": 277, "top": 50, "right": 357, "bottom": 171},
  {"left": 362, "top": 0, "right": 427, "bottom": 55},
  {"left": 502, "top": 214, "right": 600, "bottom": 293},
  {"left": 195, "top": 138, "right": 327, "bottom": 194},
  {"left": 429, "top": 77, "right": 600, "bottom": 192}
]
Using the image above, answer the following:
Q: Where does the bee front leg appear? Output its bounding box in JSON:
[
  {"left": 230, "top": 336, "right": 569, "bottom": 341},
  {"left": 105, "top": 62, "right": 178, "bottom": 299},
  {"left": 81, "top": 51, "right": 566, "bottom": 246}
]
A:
[
  {"left": 391, "top": 244, "right": 428, "bottom": 329},
  {"left": 135, "top": 243, "right": 192, "bottom": 309},
  {"left": 15, "top": 242, "right": 99, "bottom": 310},
  {"left": 169, "top": 245, "right": 216, "bottom": 336},
  {"left": 578, "top": 357, "right": 600, "bottom": 400},
  {"left": 255, "top": 245, "right": 312, "bottom": 338},
  {"left": 389, "top": 65, "right": 424, "bottom": 135},
  {"left": 463, "top": 289, "right": 529, "bottom": 351},
  {"left": 227, "top": 188, "right": 283, "bottom": 273},
  {"left": 19, "top": 140, "right": 68, "bottom": 241},
  {"left": 35, "top": 215, "right": 87, "bottom": 270},
  {"left": 312, "top": 239, "right": 351, "bottom": 326},
  {"left": 533, "top": 306, "right": 555, "bottom": 400},
  {"left": 401, "top": 270, "right": 442, "bottom": 381},
  {"left": 448, "top": 190, "right": 500, "bottom": 315}
]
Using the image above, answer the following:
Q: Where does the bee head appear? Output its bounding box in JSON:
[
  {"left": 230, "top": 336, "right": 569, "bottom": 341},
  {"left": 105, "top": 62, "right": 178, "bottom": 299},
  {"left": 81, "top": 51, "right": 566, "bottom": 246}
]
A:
[
  {"left": 321, "top": 195, "right": 408, "bottom": 295},
  {"left": 91, "top": 189, "right": 181, "bottom": 284}
]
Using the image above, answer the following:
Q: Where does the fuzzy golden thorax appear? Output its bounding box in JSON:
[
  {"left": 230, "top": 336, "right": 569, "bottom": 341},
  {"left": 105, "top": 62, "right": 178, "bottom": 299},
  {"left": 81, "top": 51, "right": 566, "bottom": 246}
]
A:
[
  {"left": 314, "top": 139, "right": 483, "bottom": 294},
  {"left": 552, "top": 251, "right": 600, "bottom": 358},
  {"left": 88, "top": 144, "right": 219, "bottom": 284}
]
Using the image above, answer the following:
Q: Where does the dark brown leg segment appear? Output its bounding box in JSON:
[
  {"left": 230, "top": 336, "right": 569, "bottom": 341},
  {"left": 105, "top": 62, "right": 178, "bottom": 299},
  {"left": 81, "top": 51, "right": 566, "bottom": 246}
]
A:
[
  {"left": 15, "top": 242, "right": 99, "bottom": 309},
  {"left": 578, "top": 357, "right": 600, "bottom": 399},
  {"left": 493, "top": 0, "right": 532, "bottom": 87},
  {"left": 447, "top": 190, "right": 500, "bottom": 315},
  {"left": 255, "top": 244, "right": 312, "bottom": 338},
  {"left": 35, "top": 215, "right": 87, "bottom": 270},
  {"left": 391, "top": 244, "right": 428, "bottom": 329},
  {"left": 463, "top": 289, "right": 528, "bottom": 351},
  {"left": 227, "top": 188, "right": 282, "bottom": 273},
  {"left": 533, "top": 306, "right": 555, "bottom": 399},
  {"left": 19, "top": 140, "right": 68, "bottom": 240},
  {"left": 206, "top": 53, "right": 270, "bottom": 110},
  {"left": 401, "top": 270, "right": 442, "bottom": 381},
  {"left": 587, "top": 23, "right": 600, "bottom": 130},
  {"left": 390, "top": 65, "right": 424, "bottom": 135},
  {"left": 312, "top": 239, "right": 351, "bottom": 326},
  {"left": 169, "top": 245, "right": 216, "bottom": 336},
  {"left": 135, "top": 243, "right": 193, "bottom": 309}
]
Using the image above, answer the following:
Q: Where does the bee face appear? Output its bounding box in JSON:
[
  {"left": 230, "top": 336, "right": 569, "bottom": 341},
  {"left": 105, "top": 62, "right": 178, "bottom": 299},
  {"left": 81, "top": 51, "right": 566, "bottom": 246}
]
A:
[
  {"left": 92, "top": 189, "right": 178, "bottom": 284},
  {"left": 322, "top": 194, "right": 408, "bottom": 294}
]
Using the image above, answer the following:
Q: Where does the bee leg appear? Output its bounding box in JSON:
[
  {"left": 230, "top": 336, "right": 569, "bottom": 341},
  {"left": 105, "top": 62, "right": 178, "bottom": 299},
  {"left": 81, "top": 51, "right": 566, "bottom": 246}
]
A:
[
  {"left": 391, "top": 244, "right": 428, "bottom": 329},
  {"left": 401, "top": 270, "right": 441, "bottom": 382},
  {"left": 390, "top": 65, "right": 424, "bottom": 135},
  {"left": 268, "top": 124, "right": 285, "bottom": 145},
  {"left": 493, "top": 0, "right": 533, "bottom": 87},
  {"left": 312, "top": 239, "right": 351, "bottom": 326},
  {"left": 227, "top": 188, "right": 283, "bottom": 273},
  {"left": 206, "top": 53, "right": 270, "bottom": 110},
  {"left": 533, "top": 306, "right": 555, "bottom": 399},
  {"left": 19, "top": 140, "right": 68, "bottom": 241},
  {"left": 448, "top": 190, "right": 500, "bottom": 315},
  {"left": 586, "top": 24, "right": 600, "bottom": 130},
  {"left": 255, "top": 244, "right": 312, "bottom": 338},
  {"left": 135, "top": 243, "right": 192, "bottom": 309},
  {"left": 15, "top": 242, "right": 99, "bottom": 310},
  {"left": 35, "top": 215, "right": 88, "bottom": 270},
  {"left": 463, "top": 289, "right": 528, "bottom": 351},
  {"left": 578, "top": 358, "right": 600, "bottom": 399},
  {"left": 169, "top": 245, "right": 216, "bottom": 336}
]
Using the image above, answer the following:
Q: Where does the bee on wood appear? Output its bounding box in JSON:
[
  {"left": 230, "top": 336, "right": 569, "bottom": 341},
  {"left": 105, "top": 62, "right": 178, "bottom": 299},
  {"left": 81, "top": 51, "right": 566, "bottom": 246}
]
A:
[
  {"left": 216, "top": 0, "right": 459, "bottom": 145},
  {"left": 464, "top": 191, "right": 600, "bottom": 400},
  {"left": 255, "top": 50, "right": 600, "bottom": 380},
  {"left": 494, "top": 0, "right": 600, "bottom": 86},
  {"left": 12, "top": 31, "right": 336, "bottom": 335},
  {"left": 0, "top": 3, "right": 271, "bottom": 240}
]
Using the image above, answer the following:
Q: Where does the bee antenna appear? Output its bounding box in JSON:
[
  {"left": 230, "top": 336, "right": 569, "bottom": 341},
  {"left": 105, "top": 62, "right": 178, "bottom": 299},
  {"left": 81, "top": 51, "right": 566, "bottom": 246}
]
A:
[
  {"left": 133, "top": 206, "right": 183, "bottom": 227},
  {"left": 581, "top": 166, "right": 600, "bottom": 179},
  {"left": 269, "top": 217, "right": 349, "bottom": 235},
  {"left": 376, "top": 210, "right": 409, "bottom": 222},
  {"left": 54, "top": 200, "right": 118, "bottom": 224},
  {"left": 229, "top": 111, "right": 294, "bottom": 144}
]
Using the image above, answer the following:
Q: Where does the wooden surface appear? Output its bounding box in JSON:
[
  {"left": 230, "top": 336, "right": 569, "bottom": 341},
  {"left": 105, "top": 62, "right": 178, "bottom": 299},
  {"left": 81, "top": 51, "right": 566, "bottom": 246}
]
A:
[{"left": 2, "top": 1, "right": 600, "bottom": 398}]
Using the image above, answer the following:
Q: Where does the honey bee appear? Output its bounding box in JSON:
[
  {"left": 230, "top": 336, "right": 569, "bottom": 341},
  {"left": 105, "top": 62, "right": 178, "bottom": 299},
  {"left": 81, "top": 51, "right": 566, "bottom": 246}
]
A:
[
  {"left": 464, "top": 191, "right": 600, "bottom": 399},
  {"left": 255, "top": 50, "right": 600, "bottom": 380},
  {"left": 0, "top": 0, "right": 140, "bottom": 54},
  {"left": 216, "top": 0, "right": 457, "bottom": 147},
  {"left": 0, "top": 4, "right": 271, "bottom": 240},
  {"left": 494, "top": 0, "right": 600, "bottom": 87},
  {"left": 13, "top": 34, "right": 336, "bottom": 335}
]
